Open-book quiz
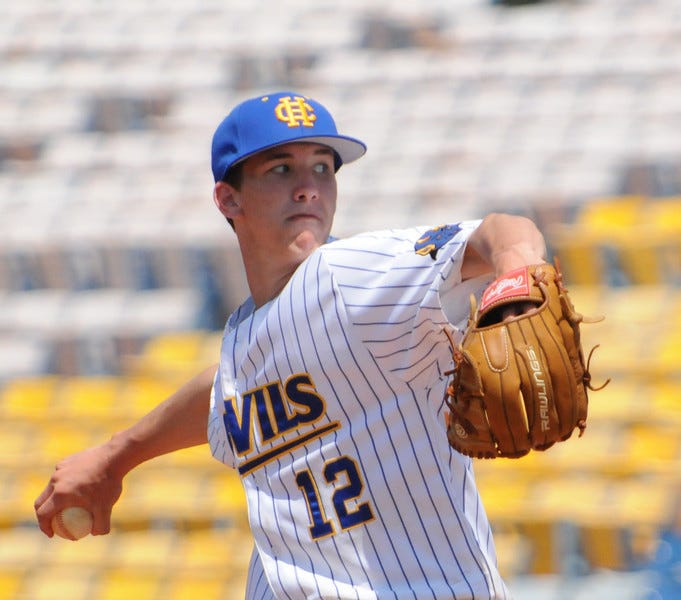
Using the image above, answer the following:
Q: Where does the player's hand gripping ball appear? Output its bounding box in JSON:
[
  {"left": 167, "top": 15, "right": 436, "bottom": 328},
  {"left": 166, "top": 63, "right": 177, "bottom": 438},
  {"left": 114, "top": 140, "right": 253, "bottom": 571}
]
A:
[
  {"left": 444, "top": 259, "right": 609, "bottom": 459},
  {"left": 51, "top": 507, "right": 94, "bottom": 540}
]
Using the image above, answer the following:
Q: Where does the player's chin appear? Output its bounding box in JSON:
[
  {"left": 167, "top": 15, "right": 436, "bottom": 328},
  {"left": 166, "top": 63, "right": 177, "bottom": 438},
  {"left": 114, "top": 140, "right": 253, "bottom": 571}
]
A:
[
  {"left": 288, "top": 215, "right": 329, "bottom": 236},
  {"left": 289, "top": 226, "right": 328, "bottom": 255}
]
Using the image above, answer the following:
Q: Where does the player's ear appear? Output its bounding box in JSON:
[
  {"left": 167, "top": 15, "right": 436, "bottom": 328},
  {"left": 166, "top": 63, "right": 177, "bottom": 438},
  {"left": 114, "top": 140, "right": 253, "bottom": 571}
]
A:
[{"left": 213, "top": 181, "right": 242, "bottom": 220}]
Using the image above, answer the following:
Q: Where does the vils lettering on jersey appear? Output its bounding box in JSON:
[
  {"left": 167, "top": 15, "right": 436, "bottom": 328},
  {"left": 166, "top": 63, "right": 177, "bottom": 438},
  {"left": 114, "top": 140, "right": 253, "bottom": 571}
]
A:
[{"left": 222, "top": 373, "right": 340, "bottom": 475}]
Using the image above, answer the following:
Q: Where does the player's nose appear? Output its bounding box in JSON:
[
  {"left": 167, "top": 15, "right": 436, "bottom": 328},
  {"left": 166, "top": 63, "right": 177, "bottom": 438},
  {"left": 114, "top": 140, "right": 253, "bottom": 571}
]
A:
[{"left": 292, "top": 174, "right": 319, "bottom": 203}]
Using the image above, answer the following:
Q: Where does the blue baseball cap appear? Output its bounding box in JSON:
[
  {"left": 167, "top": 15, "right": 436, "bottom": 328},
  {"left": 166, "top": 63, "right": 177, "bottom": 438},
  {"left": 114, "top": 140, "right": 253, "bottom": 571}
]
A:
[{"left": 211, "top": 92, "right": 367, "bottom": 182}]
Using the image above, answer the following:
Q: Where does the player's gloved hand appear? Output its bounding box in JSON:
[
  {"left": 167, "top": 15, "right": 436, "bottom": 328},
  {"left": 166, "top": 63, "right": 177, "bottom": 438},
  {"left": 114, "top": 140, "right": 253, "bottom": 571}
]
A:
[
  {"left": 444, "top": 259, "right": 609, "bottom": 459},
  {"left": 34, "top": 443, "right": 123, "bottom": 537}
]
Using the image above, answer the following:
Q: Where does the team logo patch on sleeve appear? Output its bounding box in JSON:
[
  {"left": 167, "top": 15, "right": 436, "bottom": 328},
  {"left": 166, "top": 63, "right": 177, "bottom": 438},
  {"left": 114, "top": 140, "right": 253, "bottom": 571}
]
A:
[{"left": 414, "top": 224, "right": 462, "bottom": 259}]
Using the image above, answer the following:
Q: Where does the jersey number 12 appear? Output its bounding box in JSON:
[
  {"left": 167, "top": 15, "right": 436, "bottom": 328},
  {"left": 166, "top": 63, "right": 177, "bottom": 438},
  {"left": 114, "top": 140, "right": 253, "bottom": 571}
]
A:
[{"left": 295, "top": 455, "right": 375, "bottom": 540}]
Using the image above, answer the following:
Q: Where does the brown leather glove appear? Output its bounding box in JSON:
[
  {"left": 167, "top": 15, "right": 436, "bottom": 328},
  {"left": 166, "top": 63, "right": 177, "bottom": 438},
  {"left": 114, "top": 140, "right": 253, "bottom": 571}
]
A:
[{"left": 444, "top": 259, "right": 608, "bottom": 459}]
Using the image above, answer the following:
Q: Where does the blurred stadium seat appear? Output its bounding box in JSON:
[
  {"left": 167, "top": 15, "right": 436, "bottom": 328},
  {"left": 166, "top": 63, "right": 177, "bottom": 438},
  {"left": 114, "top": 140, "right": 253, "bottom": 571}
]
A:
[
  {"left": 130, "top": 330, "right": 222, "bottom": 380},
  {"left": 53, "top": 375, "right": 122, "bottom": 419},
  {"left": 20, "top": 565, "right": 100, "bottom": 600},
  {"left": 0, "top": 376, "right": 59, "bottom": 420},
  {"left": 165, "top": 575, "right": 230, "bottom": 600},
  {"left": 95, "top": 567, "right": 164, "bottom": 600}
]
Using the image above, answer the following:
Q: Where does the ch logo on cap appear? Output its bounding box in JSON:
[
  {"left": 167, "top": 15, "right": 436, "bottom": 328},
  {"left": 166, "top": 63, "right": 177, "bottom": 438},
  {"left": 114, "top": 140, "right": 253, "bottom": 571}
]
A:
[{"left": 274, "top": 96, "right": 317, "bottom": 128}]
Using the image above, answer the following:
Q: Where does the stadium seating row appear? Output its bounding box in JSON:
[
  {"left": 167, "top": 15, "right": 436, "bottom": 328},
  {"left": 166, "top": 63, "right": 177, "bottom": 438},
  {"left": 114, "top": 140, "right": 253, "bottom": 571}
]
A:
[
  {"left": 1, "top": 368, "right": 678, "bottom": 580},
  {"left": 0, "top": 525, "right": 252, "bottom": 600},
  {"left": 1, "top": 426, "right": 675, "bottom": 579},
  {"left": 476, "top": 470, "right": 680, "bottom": 574},
  {"left": 0, "top": 235, "right": 242, "bottom": 293},
  {"left": 2, "top": 377, "right": 679, "bottom": 467},
  {"left": 0, "top": 291, "right": 210, "bottom": 379},
  {"left": 3, "top": 275, "right": 680, "bottom": 380},
  {"left": 3, "top": 0, "right": 681, "bottom": 250},
  {"left": 2, "top": 466, "right": 247, "bottom": 529},
  {"left": 548, "top": 195, "right": 681, "bottom": 286}
]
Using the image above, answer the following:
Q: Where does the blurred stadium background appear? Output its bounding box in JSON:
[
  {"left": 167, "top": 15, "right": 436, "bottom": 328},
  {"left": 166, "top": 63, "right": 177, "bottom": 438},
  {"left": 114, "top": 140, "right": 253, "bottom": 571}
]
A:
[{"left": 1, "top": 0, "right": 681, "bottom": 598}]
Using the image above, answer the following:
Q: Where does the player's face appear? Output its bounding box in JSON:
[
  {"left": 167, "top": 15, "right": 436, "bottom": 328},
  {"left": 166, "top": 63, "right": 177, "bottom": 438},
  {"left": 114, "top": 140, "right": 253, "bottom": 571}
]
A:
[{"left": 226, "top": 142, "right": 338, "bottom": 259}]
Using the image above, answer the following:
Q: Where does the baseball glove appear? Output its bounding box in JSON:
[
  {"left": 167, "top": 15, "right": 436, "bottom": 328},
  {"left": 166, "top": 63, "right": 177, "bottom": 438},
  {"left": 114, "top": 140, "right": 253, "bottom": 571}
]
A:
[{"left": 444, "top": 259, "right": 608, "bottom": 459}]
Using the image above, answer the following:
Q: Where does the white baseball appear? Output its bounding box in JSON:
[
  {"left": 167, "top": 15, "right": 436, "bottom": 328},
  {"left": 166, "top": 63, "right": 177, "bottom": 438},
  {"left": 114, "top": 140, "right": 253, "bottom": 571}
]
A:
[{"left": 51, "top": 507, "right": 94, "bottom": 540}]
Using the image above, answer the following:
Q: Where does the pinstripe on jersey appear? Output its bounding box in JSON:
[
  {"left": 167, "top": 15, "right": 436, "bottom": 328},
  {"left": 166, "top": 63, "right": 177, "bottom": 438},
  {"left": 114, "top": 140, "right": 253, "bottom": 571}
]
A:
[{"left": 208, "top": 222, "right": 511, "bottom": 599}]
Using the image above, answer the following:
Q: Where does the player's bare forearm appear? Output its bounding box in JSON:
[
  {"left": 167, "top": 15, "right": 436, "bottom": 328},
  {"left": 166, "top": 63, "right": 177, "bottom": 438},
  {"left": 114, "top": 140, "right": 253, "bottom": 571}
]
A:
[
  {"left": 106, "top": 363, "right": 217, "bottom": 478},
  {"left": 34, "top": 364, "right": 217, "bottom": 536},
  {"left": 462, "top": 213, "right": 547, "bottom": 279}
]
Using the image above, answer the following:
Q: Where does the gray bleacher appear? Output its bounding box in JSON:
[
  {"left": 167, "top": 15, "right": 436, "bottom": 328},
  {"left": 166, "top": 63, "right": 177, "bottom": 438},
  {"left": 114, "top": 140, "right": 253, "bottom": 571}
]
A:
[{"left": 1, "top": 0, "right": 681, "bottom": 379}]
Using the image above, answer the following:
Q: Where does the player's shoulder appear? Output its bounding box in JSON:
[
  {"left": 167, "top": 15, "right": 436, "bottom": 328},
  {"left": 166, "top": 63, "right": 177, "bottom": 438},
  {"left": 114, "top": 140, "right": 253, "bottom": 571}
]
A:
[
  {"left": 315, "top": 228, "right": 428, "bottom": 278},
  {"left": 322, "top": 221, "right": 480, "bottom": 258},
  {"left": 323, "top": 227, "right": 426, "bottom": 254},
  {"left": 327, "top": 227, "right": 426, "bottom": 249}
]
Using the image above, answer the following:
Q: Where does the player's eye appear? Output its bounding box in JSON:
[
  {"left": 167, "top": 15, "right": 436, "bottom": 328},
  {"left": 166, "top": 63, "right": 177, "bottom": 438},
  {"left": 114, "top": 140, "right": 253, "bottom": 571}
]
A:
[
  {"left": 270, "top": 164, "right": 290, "bottom": 174},
  {"left": 313, "top": 162, "right": 331, "bottom": 174}
]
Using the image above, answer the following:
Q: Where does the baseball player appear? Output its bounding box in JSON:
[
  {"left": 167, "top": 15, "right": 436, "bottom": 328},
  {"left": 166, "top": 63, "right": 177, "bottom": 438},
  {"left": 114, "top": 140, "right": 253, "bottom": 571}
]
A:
[{"left": 35, "top": 91, "right": 548, "bottom": 599}]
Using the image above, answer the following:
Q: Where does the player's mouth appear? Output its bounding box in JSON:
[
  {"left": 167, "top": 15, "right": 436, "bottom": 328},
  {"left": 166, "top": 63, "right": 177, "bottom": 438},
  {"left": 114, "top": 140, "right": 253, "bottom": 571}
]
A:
[{"left": 287, "top": 213, "right": 322, "bottom": 222}]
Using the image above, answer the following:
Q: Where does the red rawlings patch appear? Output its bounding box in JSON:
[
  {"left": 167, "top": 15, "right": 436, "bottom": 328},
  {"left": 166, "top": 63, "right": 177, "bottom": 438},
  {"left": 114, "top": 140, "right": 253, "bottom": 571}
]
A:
[{"left": 479, "top": 266, "right": 531, "bottom": 312}]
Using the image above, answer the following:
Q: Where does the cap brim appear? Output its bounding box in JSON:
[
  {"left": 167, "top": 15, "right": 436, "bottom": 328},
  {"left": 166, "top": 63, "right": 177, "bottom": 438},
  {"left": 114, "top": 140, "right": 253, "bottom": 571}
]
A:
[
  {"left": 229, "top": 134, "right": 366, "bottom": 172},
  {"left": 301, "top": 135, "right": 367, "bottom": 165}
]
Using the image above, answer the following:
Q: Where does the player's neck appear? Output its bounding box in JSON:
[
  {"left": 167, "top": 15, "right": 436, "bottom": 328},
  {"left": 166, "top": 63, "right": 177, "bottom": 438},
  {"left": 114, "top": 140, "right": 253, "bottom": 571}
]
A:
[
  {"left": 238, "top": 233, "right": 323, "bottom": 308},
  {"left": 240, "top": 250, "right": 301, "bottom": 308},
  {"left": 248, "top": 271, "right": 294, "bottom": 308}
]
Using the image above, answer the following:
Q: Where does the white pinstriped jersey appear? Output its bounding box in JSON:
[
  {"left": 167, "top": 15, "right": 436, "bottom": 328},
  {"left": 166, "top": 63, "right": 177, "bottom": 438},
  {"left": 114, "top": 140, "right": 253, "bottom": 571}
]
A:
[{"left": 208, "top": 222, "right": 511, "bottom": 599}]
